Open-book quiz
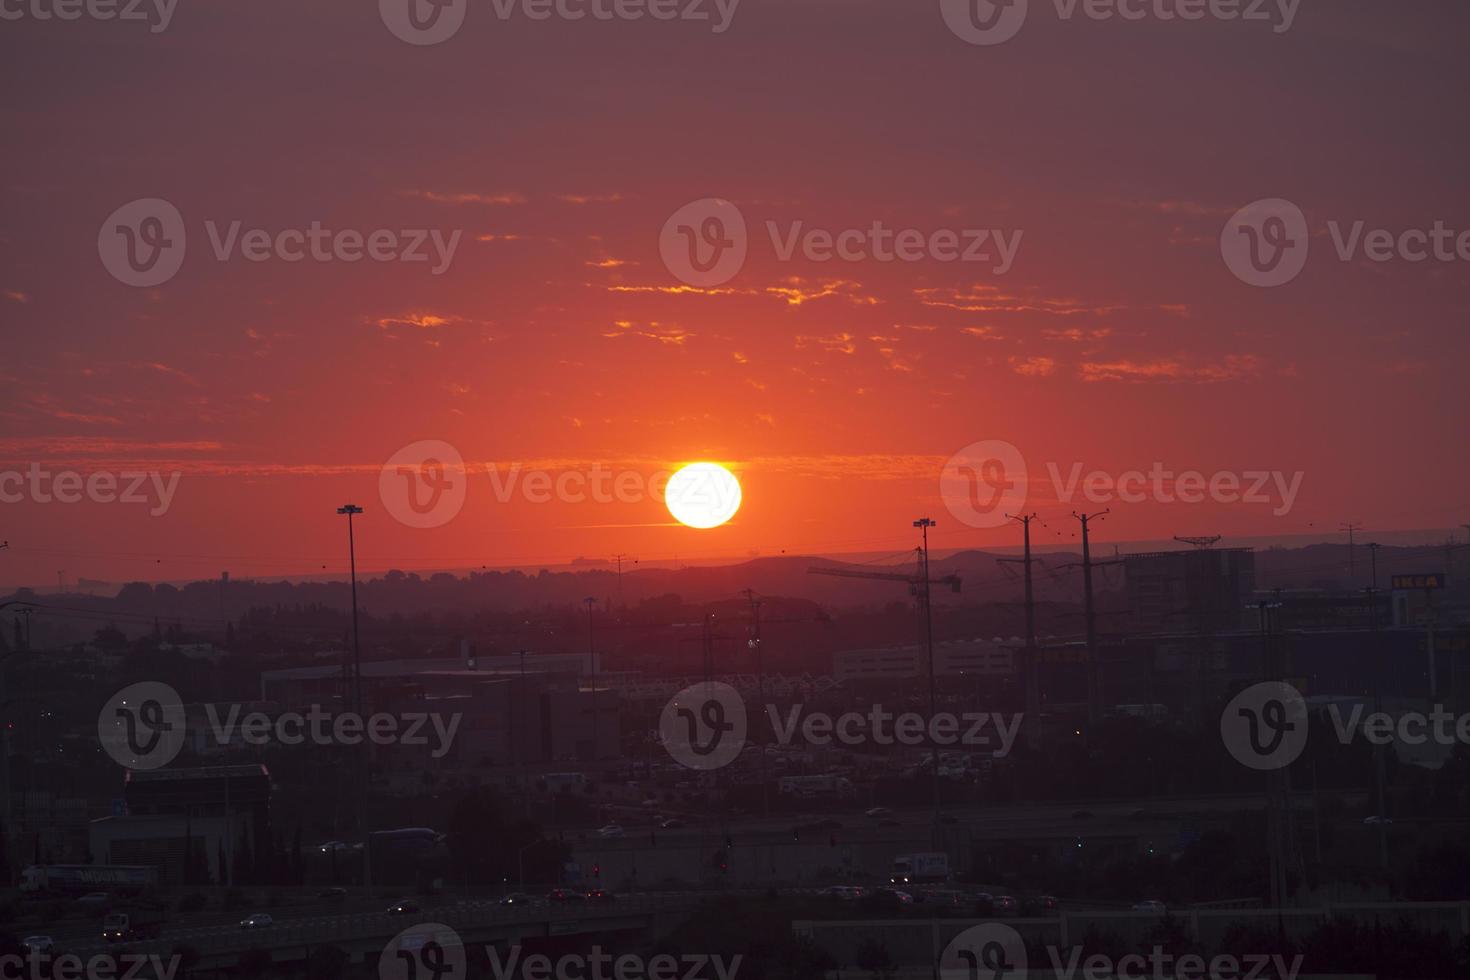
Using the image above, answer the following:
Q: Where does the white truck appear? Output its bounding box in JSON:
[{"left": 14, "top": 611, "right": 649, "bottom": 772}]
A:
[{"left": 890, "top": 852, "right": 950, "bottom": 885}]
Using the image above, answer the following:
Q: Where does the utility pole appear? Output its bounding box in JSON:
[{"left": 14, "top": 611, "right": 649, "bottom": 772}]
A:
[
  {"left": 1074, "top": 510, "right": 1109, "bottom": 729},
  {"left": 1001, "top": 514, "right": 1040, "bottom": 748},
  {"left": 1365, "top": 542, "right": 1388, "bottom": 869},
  {"left": 914, "top": 517, "right": 942, "bottom": 845},
  {"left": 584, "top": 597, "right": 598, "bottom": 759},
  {"left": 1341, "top": 523, "right": 1364, "bottom": 586},
  {"left": 612, "top": 555, "right": 633, "bottom": 609},
  {"left": 743, "top": 589, "right": 768, "bottom": 819}
]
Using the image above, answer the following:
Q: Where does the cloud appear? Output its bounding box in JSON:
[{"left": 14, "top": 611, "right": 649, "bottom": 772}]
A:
[
  {"left": 1080, "top": 354, "right": 1265, "bottom": 383},
  {"left": 603, "top": 320, "right": 692, "bottom": 345},
  {"left": 557, "top": 192, "right": 627, "bottom": 204},
  {"left": 1010, "top": 355, "right": 1057, "bottom": 377},
  {"left": 765, "top": 278, "right": 880, "bottom": 308},
  {"left": 402, "top": 190, "right": 527, "bottom": 206}
]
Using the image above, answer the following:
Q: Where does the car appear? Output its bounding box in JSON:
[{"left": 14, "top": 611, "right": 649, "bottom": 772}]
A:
[
  {"left": 77, "top": 893, "right": 111, "bottom": 907},
  {"left": 817, "top": 885, "right": 863, "bottom": 900},
  {"left": 317, "top": 887, "right": 347, "bottom": 901},
  {"left": 872, "top": 888, "right": 913, "bottom": 904},
  {"left": 596, "top": 824, "right": 625, "bottom": 838},
  {"left": 585, "top": 889, "right": 616, "bottom": 902},
  {"left": 384, "top": 900, "right": 421, "bottom": 915},
  {"left": 546, "top": 888, "right": 587, "bottom": 903},
  {"left": 993, "top": 895, "right": 1019, "bottom": 914},
  {"left": 21, "top": 937, "right": 54, "bottom": 955},
  {"left": 1132, "top": 900, "right": 1168, "bottom": 914},
  {"left": 498, "top": 892, "right": 537, "bottom": 906},
  {"left": 318, "top": 840, "right": 353, "bottom": 853},
  {"left": 659, "top": 817, "right": 685, "bottom": 829},
  {"left": 240, "top": 913, "right": 274, "bottom": 929},
  {"left": 864, "top": 807, "right": 893, "bottom": 818},
  {"left": 1029, "top": 895, "right": 1060, "bottom": 914}
]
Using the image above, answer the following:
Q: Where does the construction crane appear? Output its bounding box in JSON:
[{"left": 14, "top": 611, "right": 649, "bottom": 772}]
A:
[
  {"left": 807, "top": 556, "right": 962, "bottom": 595},
  {"left": 1174, "top": 535, "right": 1222, "bottom": 550}
]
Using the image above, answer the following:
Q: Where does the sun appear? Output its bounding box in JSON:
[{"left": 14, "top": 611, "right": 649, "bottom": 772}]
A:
[{"left": 665, "top": 462, "right": 742, "bottom": 529}]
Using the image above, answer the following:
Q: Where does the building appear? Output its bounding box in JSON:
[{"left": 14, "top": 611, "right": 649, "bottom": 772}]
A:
[
  {"left": 89, "top": 764, "right": 270, "bottom": 886},
  {"left": 833, "top": 639, "right": 1014, "bottom": 683},
  {"left": 1124, "top": 547, "right": 1256, "bottom": 634}
]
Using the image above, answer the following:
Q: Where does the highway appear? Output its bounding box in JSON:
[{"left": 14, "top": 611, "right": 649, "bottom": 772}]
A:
[{"left": 53, "top": 892, "right": 698, "bottom": 965}]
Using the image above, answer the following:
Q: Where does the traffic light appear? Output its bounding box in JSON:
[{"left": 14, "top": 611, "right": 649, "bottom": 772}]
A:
[{"left": 593, "top": 863, "right": 601, "bottom": 879}]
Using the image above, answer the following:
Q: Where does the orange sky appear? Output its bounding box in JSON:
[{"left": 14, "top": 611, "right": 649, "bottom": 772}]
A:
[{"left": 2, "top": 1, "right": 1467, "bottom": 587}]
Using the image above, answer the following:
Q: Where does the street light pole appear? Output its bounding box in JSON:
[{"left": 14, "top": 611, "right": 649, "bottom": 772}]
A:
[
  {"left": 914, "top": 517, "right": 941, "bottom": 845},
  {"left": 337, "top": 505, "right": 364, "bottom": 717},
  {"left": 336, "top": 504, "right": 365, "bottom": 852}
]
